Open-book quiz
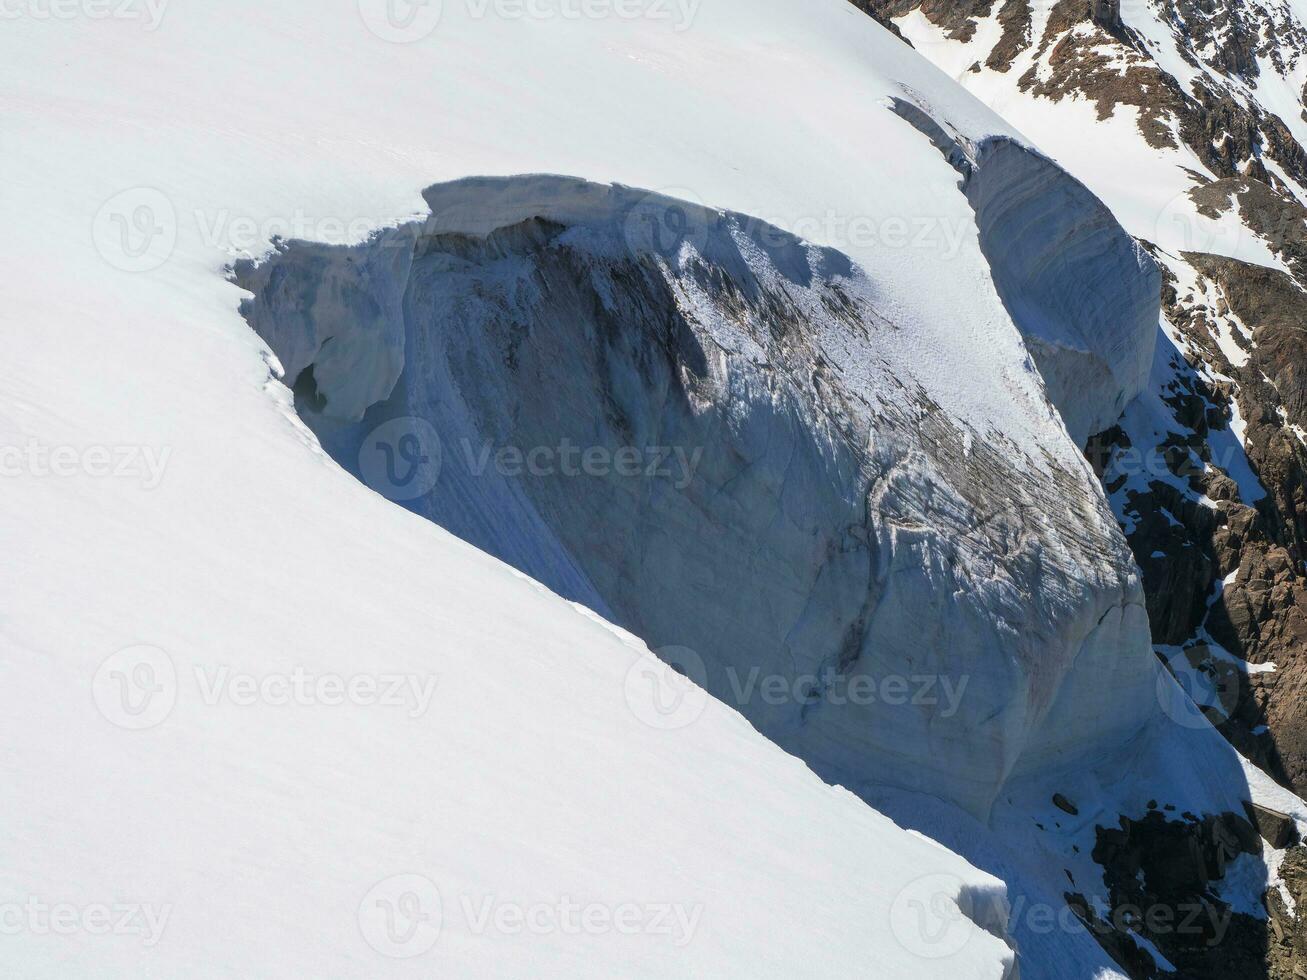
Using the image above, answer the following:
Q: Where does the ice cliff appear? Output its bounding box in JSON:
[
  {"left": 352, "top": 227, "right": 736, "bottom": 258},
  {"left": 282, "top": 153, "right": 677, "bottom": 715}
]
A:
[
  {"left": 237, "top": 168, "right": 1178, "bottom": 819},
  {"left": 889, "top": 98, "right": 1160, "bottom": 445}
]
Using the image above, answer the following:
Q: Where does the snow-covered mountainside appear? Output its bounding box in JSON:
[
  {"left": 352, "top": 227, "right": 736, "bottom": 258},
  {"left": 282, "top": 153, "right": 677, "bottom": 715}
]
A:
[
  {"left": 858, "top": 0, "right": 1307, "bottom": 973},
  {"left": 3, "top": 0, "right": 1303, "bottom": 977}
]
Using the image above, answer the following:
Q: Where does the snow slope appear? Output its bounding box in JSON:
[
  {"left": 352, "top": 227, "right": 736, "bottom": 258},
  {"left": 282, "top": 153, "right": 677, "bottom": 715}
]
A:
[
  {"left": 0, "top": 2, "right": 1053, "bottom": 977},
  {"left": 0, "top": 0, "right": 1276, "bottom": 976},
  {"left": 891, "top": 0, "right": 1305, "bottom": 269}
]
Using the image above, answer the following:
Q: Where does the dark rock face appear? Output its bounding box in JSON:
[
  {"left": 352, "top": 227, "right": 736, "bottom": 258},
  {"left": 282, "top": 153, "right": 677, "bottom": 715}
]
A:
[
  {"left": 859, "top": 0, "right": 1032, "bottom": 70},
  {"left": 1086, "top": 808, "right": 1269, "bottom": 980},
  {"left": 1247, "top": 802, "right": 1300, "bottom": 850},
  {"left": 1268, "top": 848, "right": 1307, "bottom": 976},
  {"left": 859, "top": 0, "right": 1307, "bottom": 187},
  {"left": 1091, "top": 0, "right": 1121, "bottom": 30},
  {"left": 1085, "top": 250, "right": 1307, "bottom": 794},
  {"left": 1173, "top": 253, "right": 1307, "bottom": 794}
]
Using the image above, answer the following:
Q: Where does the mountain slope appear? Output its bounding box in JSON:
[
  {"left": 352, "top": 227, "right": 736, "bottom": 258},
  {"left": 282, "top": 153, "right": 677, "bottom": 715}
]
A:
[
  {"left": 858, "top": 0, "right": 1307, "bottom": 973},
  {"left": 0, "top": 5, "right": 1038, "bottom": 977},
  {"left": 1, "top": 0, "right": 1299, "bottom": 977}
]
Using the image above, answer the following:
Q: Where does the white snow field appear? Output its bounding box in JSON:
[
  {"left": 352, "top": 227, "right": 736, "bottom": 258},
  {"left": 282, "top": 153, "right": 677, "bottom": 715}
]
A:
[{"left": 0, "top": 0, "right": 1280, "bottom": 977}]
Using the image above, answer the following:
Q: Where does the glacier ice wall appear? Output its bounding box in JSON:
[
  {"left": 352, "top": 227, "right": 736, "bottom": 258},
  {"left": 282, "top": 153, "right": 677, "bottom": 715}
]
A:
[
  {"left": 235, "top": 174, "right": 1183, "bottom": 819},
  {"left": 967, "top": 139, "right": 1160, "bottom": 445},
  {"left": 890, "top": 98, "right": 1160, "bottom": 445}
]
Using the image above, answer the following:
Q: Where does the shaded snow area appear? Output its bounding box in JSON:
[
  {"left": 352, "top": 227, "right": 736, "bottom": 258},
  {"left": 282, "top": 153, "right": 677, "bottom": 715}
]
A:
[{"left": 0, "top": 0, "right": 1289, "bottom": 977}]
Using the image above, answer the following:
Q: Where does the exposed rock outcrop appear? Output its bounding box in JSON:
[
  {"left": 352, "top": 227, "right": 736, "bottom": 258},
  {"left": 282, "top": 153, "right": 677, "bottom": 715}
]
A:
[{"left": 1087, "top": 807, "right": 1266, "bottom": 979}]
